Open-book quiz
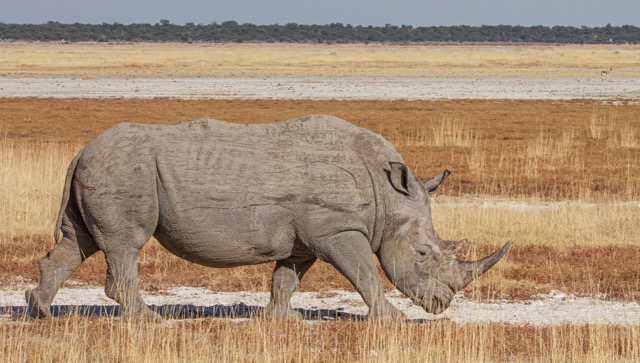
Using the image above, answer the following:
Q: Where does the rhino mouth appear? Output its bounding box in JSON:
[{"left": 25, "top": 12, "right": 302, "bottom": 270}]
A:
[{"left": 411, "top": 280, "right": 455, "bottom": 315}]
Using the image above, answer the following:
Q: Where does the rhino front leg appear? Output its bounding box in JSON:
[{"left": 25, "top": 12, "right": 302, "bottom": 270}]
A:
[
  {"left": 317, "top": 231, "right": 404, "bottom": 321},
  {"left": 264, "top": 257, "right": 316, "bottom": 319}
]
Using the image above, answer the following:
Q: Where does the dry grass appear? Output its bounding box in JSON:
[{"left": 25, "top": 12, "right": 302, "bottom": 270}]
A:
[
  {"left": 0, "top": 139, "right": 82, "bottom": 237},
  {"left": 2, "top": 98, "right": 639, "bottom": 202},
  {"left": 388, "top": 109, "right": 640, "bottom": 201},
  {"left": 1, "top": 316, "right": 638, "bottom": 362},
  {"left": 1, "top": 42, "right": 638, "bottom": 78},
  {"left": 3, "top": 134, "right": 637, "bottom": 246},
  {"left": 384, "top": 118, "right": 478, "bottom": 147},
  {"left": 1, "top": 108, "right": 640, "bottom": 299},
  {"left": 1, "top": 97, "right": 639, "bottom": 361}
]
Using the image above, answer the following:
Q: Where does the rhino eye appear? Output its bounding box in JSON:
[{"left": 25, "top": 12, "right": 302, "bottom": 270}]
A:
[{"left": 411, "top": 245, "right": 431, "bottom": 262}]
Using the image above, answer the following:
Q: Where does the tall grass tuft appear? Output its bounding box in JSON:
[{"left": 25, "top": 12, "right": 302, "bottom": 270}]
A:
[
  {"left": 1, "top": 315, "right": 638, "bottom": 362},
  {"left": 383, "top": 117, "right": 477, "bottom": 148},
  {"left": 431, "top": 118, "right": 478, "bottom": 147},
  {"left": 0, "top": 139, "right": 82, "bottom": 238}
]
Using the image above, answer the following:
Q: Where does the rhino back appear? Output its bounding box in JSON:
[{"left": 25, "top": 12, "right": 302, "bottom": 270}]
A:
[{"left": 153, "top": 117, "right": 375, "bottom": 226}]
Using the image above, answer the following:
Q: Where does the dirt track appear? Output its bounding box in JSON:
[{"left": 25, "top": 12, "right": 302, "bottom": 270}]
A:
[
  {"left": 1, "top": 77, "right": 639, "bottom": 100},
  {"left": 3, "top": 287, "right": 640, "bottom": 326}
]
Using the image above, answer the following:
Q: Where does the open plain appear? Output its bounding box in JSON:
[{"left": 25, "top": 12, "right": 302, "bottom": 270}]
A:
[{"left": 1, "top": 42, "right": 640, "bottom": 361}]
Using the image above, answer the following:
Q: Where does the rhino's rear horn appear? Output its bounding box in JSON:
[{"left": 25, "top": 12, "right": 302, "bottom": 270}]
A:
[
  {"left": 453, "top": 241, "right": 512, "bottom": 290},
  {"left": 439, "top": 239, "right": 468, "bottom": 257}
]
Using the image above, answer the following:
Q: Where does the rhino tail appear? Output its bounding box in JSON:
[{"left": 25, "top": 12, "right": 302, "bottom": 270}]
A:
[{"left": 54, "top": 149, "right": 84, "bottom": 243}]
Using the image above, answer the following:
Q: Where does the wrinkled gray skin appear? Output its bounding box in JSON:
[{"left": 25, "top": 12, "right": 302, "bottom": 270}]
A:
[{"left": 26, "top": 115, "right": 510, "bottom": 320}]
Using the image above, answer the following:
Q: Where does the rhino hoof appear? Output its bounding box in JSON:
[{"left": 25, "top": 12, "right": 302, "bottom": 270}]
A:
[
  {"left": 262, "top": 306, "right": 304, "bottom": 320},
  {"left": 367, "top": 304, "right": 406, "bottom": 321},
  {"left": 117, "top": 305, "right": 163, "bottom": 321}
]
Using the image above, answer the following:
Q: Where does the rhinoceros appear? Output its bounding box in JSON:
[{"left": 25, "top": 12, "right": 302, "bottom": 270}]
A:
[{"left": 26, "top": 115, "right": 510, "bottom": 320}]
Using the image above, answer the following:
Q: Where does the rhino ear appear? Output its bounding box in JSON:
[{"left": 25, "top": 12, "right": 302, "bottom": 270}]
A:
[
  {"left": 421, "top": 169, "right": 451, "bottom": 195},
  {"left": 387, "top": 162, "right": 419, "bottom": 197}
]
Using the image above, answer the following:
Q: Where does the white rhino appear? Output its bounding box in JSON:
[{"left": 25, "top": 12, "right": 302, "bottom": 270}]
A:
[{"left": 26, "top": 115, "right": 510, "bottom": 320}]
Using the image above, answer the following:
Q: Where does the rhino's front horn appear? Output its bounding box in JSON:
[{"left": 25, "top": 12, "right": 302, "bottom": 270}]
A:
[{"left": 452, "top": 241, "right": 512, "bottom": 291}]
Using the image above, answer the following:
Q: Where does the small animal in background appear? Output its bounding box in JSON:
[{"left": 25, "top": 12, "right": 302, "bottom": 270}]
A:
[{"left": 601, "top": 67, "right": 613, "bottom": 81}]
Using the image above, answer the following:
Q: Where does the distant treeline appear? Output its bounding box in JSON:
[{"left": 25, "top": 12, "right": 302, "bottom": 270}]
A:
[{"left": 1, "top": 21, "right": 639, "bottom": 44}]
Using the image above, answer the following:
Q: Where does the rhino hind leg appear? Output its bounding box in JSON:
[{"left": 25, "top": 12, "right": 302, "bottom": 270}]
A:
[
  {"left": 26, "top": 232, "right": 99, "bottom": 318},
  {"left": 264, "top": 257, "right": 316, "bottom": 319},
  {"left": 317, "top": 231, "right": 404, "bottom": 321},
  {"left": 77, "top": 185, "right": 159, "bottom": 318}
]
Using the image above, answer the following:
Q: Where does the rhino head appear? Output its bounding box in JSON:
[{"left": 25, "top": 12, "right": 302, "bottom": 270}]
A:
[{"left": 377, "top": 163, "right": 511, "bottom": 314}]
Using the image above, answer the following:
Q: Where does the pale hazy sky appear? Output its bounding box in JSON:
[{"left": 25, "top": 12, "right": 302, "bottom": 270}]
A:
[{"left": 2, "top": 0, "right": 638, "bottom": 27}]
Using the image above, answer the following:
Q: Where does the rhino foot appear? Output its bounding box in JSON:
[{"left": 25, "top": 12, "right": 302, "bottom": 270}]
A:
[
  {"left": 367, "top": 302, "right": 406, "bottom": 321},
  {"left": 262, "top": 305, "right": 303, "bottom": 320},
  {"left": 25, "top": 289, "right": 51, "bottom": 318},
  {"left": 121, "top": 307, "right": 163, "bottom": 322},
  {"left": 110, "top": 300, "right": 162, "bottom": 321}
]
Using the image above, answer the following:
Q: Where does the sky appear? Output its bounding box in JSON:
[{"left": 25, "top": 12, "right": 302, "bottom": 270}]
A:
[{"left": 2, "top": 0, "right": 638, "bottom": 27}]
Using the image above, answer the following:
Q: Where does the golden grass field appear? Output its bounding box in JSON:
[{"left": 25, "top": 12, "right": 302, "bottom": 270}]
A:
[
  {"left": 1, "top": 43, "right": 639, "bottom": 361},
  {"left": 3, "top": 317, "right": 639, "bottom": 362},
  {"left": 1, "top": 42, "right": 639, "bottom": 78}
]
